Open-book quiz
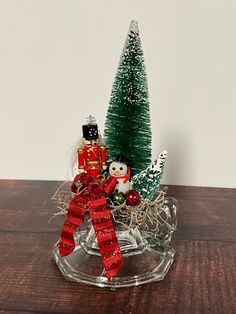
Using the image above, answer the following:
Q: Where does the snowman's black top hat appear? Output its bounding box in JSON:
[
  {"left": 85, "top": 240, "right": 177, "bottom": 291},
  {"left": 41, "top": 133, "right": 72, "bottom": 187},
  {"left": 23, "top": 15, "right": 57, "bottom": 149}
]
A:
[{"left": 113, "top": 155, "right": 129, "bottom": 165}]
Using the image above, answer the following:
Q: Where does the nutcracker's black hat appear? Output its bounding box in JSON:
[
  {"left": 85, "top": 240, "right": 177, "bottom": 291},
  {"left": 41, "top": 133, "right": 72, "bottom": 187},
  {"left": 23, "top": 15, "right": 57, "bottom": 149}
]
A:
[{"left": 82, "top": 123, "right": 99, "bottom": 141}]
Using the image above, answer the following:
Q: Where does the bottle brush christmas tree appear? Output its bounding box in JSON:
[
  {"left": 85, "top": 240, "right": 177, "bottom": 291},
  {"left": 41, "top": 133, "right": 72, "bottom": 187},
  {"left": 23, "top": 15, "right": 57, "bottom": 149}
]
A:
[
  {"left": 131, "top": 150, "right": 168, "bottom": 200},
  {"left": 104, "top": 20, "right": 151, "bottom": 177}
]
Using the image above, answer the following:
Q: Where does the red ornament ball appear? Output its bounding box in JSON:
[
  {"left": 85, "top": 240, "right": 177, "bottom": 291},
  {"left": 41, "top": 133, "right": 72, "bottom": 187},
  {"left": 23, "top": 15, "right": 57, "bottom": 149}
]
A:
[{"left": 125, "top": 190, "right": 141, "bottom": 206}]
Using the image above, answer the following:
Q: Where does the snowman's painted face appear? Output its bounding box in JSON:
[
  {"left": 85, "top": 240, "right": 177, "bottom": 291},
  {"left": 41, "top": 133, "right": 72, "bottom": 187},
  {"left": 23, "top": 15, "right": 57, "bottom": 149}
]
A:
[{"left": 109, "top": 161, "right": 127, "bottom": 177}]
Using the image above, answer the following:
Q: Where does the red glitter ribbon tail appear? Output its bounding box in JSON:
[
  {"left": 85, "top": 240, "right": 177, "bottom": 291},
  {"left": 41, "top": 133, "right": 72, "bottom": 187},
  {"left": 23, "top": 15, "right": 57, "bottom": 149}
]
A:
[
  {"left": 87, "top": 197, "right": 123, "bottom": 281},
  {"left": 58, "top": 195, "right": 87, "bottom": 257}
]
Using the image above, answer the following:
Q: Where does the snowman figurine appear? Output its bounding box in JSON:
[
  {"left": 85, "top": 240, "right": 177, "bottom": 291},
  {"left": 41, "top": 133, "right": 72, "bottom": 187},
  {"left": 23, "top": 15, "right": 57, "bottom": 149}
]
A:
[{"left": 109, "top": 157, "right": 130, "bottom": 194}]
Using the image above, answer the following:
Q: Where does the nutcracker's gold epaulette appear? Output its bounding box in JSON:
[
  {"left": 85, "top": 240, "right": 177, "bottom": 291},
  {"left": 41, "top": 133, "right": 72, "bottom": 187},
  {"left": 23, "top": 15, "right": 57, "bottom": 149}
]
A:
[
  {"left": 77, "top": 147, "right": 84, "bottom": 154},
  {"left": 100, "top": 145, "right": 106, "bottom": 150}
]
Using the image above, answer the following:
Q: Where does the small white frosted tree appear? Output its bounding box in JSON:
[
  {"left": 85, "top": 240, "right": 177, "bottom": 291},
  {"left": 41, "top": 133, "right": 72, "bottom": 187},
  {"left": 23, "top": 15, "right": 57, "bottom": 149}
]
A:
[{"left": 131, "top": 151, "right": 168, "bottom": 200}]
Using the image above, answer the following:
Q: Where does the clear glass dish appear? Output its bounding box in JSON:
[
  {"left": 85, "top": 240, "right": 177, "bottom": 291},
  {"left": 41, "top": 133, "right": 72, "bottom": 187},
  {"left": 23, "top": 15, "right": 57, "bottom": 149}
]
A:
[{"left": 52, "top": 197, "right": 177, "bottom": 289}]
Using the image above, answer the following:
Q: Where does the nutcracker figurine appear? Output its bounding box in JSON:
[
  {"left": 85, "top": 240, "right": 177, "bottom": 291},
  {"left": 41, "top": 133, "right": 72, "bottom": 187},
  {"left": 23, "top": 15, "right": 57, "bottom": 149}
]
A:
[{"left": 71, "top": 116, "right": 107, "bottom": 193}]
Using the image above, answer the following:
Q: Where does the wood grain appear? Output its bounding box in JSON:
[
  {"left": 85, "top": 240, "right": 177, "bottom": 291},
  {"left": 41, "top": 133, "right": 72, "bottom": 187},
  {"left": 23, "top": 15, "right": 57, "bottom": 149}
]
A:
[{"left": 0, "top": 180, "right": 235, "bottom": 314}]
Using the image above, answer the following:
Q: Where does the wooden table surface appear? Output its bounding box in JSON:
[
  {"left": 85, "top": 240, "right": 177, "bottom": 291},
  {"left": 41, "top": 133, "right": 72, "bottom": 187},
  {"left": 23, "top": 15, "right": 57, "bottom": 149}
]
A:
[{"left": 0, "top": 180, "right": 235, "bottom": 314}]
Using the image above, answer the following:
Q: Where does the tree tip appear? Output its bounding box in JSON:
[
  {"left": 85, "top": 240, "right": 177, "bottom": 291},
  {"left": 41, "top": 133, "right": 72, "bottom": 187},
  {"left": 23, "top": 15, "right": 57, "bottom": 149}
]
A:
[
  {"left": 161, "top": 150, "right": 168, "bottom": 156},
  {"left": 129, "top": 20, "right": 139, "bottom": 34}
]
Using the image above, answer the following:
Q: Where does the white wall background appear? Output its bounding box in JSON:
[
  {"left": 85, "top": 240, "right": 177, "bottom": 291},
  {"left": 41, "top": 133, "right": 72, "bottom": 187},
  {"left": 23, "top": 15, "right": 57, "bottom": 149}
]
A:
[{"left": 0, "top": 0, "right": 235, "bottom": 188}]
